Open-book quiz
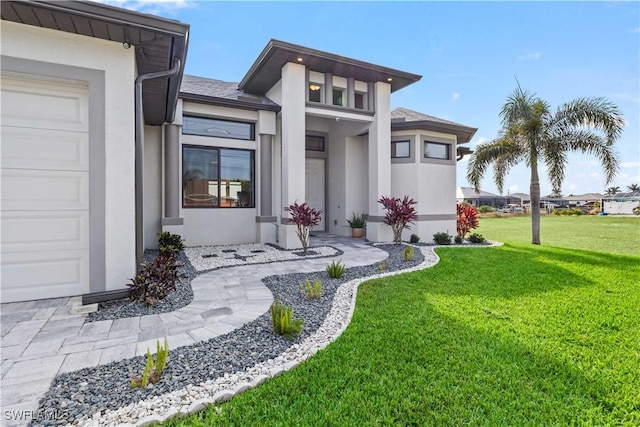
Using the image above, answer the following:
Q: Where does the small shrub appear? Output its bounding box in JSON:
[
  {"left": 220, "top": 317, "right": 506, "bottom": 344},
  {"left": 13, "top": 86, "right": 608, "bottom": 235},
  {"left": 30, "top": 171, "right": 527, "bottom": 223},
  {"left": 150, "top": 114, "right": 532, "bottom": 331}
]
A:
[
  {"left": 300, "top": 279, "right": 322, "bottom": 299},
  {"left": 457, "top": 204, "right": 479, "bottom": 239},
  {"left": 157, "top": 231, "right": 185, "bottom": 257},
  {"left": 346, "top": 212, "right": 366, "bottom": 228},
  {"left": 553, "top": 208, "right": 584, "bottom": 216},
  {"left": 127, "top": 256, "right": 184, "bottom": 306},
  {"left": 131, "top": 339, "right": 169, "bottom": 388},
  {"left": 634, "top": 205, "right": 640, "bottom": 216},
  {"left": 403, "top": 246, "right": 414, "bottom": 261},
  {"left": 433, "top": 232, "right": 452, "bottom": 245},
  {"left": 271, "top": 299, "right": 303, "bottom": 340},
  {"left": 477, "top": 205, "right": 496, "bottom": 213},
  {"left": 468, "top": 233, "right": 486, "bottom": 244},
  {"left": 284, "top": 201, "right": 323, "bottom": 254},
  {"left": 454, "top": 235, "right": 463, "bottom": 244},
  {"left": 377, "top": 261, "right": 388, "bottom": 271},
  {"left": 378, "top": 195, "right": 418, "bottom": 244},
  {"left": 409, "top": 233, "right": 420, "bottom": 244},
  {"left": 326, "top": 259, "right": 346, "bottom": 279}
]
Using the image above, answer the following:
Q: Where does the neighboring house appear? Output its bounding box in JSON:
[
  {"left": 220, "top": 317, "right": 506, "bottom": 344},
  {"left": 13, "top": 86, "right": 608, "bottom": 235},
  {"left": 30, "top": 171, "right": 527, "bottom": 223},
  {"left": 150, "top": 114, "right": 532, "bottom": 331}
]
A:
[
  {"left": 508, "top": 192, "right": 530, "bottom": 205},
  {"left": 564, "top": 193, "right": 604, "bottom": 208},
  {"left": 1, "top": 1, "right": 476, "bottom": 304},
  {"left": 456, "top": 187, "right": 507, "bottom": 208},
  {"left": 603, "top": 191, "right": 640, "bottom": 215}
]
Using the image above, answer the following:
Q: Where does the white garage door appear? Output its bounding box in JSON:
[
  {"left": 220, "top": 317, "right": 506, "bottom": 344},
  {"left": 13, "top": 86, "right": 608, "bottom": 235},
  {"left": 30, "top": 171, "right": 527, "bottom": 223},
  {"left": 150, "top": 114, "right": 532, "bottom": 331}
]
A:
[{"left": 1, "top": 72, "right": 90, "bottom": 303}]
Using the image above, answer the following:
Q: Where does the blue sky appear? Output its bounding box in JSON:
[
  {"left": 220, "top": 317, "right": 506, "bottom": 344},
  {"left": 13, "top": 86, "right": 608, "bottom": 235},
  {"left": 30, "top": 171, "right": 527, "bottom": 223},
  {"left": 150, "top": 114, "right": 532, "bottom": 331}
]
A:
[{"left": 105, "top": 0, "right": 639, "bottom": 196}]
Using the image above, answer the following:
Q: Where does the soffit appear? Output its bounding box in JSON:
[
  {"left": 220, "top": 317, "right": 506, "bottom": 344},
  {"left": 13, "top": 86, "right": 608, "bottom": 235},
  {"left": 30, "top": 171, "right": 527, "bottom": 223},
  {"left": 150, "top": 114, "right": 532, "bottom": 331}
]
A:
[
  {"left": 239, "top": 39, "right": 422, "bottom": 95},
  {"left": 1, "top": 0, "right": 189, "bottom": 125}
]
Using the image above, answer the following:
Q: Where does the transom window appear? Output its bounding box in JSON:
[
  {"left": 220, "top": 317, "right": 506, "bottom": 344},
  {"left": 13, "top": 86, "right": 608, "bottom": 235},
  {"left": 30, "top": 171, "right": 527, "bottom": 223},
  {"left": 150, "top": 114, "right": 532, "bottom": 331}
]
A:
[
  {"left": 182, "top": 145, "right": 254, "bottom": 208},
  {"left": 354, "top": 92, "right": 365, "bottom": 109},
  {"left": 183, "top": 116, "right": 255, "bottom": 141},
  {"left": 424, "top": 141, "right": 450, "bottom": 160},
  {"left": 332, "top": 88, "right": 345, "bottom": 106},
  {"left": 308, "top": 84, "right": 322, "bottom": 103},
  {"left": 305, "top": 135, "right": 325, "bottom": 152},
  {"left": 391, "top": 140, "right": 411, "bottom": 158}
]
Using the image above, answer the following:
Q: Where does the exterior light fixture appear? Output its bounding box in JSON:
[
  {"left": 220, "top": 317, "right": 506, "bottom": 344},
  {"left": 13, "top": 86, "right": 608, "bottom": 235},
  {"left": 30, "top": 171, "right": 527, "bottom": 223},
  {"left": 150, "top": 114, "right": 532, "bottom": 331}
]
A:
[
  {"left": 387, "top": 77, "right": 393, "bottom": 82},
  {"left": 309, "top": 84, "right": 321, "bottom": 91},
  {"left": 297, "top": 57, "right": 303, "bottom": 62}
]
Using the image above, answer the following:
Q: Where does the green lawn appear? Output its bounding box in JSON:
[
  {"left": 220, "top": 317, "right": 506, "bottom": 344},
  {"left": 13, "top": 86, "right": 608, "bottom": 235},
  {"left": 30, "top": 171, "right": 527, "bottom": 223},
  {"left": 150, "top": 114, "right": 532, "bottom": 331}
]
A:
[
  {"left": 478, "top": 215, "right": 640, "bottom": 256},
  {"left": 167, "top": 218, "right": 640, "bottom": 426}
]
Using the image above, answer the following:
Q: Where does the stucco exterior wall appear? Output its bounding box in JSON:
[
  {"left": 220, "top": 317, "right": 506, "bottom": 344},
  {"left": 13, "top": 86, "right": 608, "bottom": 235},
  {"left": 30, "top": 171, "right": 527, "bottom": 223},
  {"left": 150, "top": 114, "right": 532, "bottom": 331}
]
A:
[
  {"left": 178, "top": 102, "right": 261, "bottom": 246},
  {"left": 144, "top": 125, "right": 163, "bottom": 249},
  {"left": 390, "top": 129, "right": 458, "bottom": 243},
  {"left": 1, "top": 21, "right": 136, "bottom": 291}
]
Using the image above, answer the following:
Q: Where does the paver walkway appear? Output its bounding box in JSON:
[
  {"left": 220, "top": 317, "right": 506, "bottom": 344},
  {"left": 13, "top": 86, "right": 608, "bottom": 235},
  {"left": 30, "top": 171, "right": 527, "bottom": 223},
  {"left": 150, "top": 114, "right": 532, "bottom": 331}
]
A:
[{"left": 0, "top": 235, "right": 386, "bottom": 426}]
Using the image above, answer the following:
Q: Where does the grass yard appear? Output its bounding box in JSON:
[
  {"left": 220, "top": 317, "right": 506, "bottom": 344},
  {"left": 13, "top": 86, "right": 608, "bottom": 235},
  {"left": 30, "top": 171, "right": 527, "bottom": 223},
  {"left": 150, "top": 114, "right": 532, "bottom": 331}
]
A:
[
  {"left": 167, "top": 217, "right": 640, "bottom": 426},
  {"left": 477, "top": 215, "right": 640, "bottom": 256}
]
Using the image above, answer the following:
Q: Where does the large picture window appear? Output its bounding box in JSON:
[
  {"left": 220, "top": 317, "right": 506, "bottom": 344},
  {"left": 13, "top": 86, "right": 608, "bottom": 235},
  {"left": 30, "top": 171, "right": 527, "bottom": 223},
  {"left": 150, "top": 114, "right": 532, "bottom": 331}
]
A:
[
  {"left": 183, "top": 116, "right": 255, "bottom": 141},
  {"left": 182, "top": 146, "right": 254, "bottom": 208},
  {"left": 424, "top": 141, "right": 450, "bottom": 160}
]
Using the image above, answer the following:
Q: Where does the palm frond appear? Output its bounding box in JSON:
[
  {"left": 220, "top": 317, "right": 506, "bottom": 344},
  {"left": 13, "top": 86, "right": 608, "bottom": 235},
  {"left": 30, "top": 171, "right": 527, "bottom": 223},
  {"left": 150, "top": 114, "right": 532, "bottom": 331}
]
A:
[
  {"left": 493, "top": 148, "right": 522, "bottom": 194},
  {"left": 541, "top": 139, "right": 568, "bottom": 195},
  {"left": 553, "top": 130, "right": 620, "bottom": 185},
  {"left": 466, "top": 138, "right": 523, "bottom": 192},
  {"left": 552, "top": 97, "right": 625, "bottom": 144}
]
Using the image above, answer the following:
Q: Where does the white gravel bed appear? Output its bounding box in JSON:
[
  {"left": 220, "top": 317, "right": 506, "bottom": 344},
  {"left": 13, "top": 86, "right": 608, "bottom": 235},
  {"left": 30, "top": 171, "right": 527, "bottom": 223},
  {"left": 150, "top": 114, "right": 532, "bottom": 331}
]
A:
[
  {"left": 65, "top": 243, "right": 499, "bottom": 427},
  {"left": 185, "top": 243, "right": 341, "bottom": 272}
]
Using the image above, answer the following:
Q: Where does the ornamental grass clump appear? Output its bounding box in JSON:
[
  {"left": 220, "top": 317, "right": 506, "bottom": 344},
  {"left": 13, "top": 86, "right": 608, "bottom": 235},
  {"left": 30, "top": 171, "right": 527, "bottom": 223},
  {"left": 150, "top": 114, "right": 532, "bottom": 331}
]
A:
[
  {"left": 131, "top": 339, "right": 169, "bottom": 388},
  {"left": 300, "top": 279, "right": 322, "bottom": 299},
  {"left": 271, "top": 299, "right": 303, "bottom": 340},
  {"left": 403, "top": 246, "right": 415, "bottom": 261},
  {"left": 378, "top": 195, "right": 418, "bottom": 244},
  {"left": 326, "top": 259, "right": 346, "bottom": 279},
  {"left": 284, "top": 201, "right": 322, "bottom": 254}
]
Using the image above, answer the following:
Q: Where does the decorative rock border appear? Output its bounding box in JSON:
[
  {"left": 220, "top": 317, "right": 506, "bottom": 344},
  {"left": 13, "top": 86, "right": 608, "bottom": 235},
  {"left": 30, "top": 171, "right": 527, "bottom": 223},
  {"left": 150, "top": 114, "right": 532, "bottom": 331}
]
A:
[{"left": 64, "top": 243, "right": 501, "bottom": 427}]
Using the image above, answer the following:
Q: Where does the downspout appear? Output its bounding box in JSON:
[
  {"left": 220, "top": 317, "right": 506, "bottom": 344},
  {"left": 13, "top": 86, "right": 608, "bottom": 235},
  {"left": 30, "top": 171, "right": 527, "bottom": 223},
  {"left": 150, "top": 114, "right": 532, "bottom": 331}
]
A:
[{"left": 135, "top": 58, "right": 181, "bottom": 270}]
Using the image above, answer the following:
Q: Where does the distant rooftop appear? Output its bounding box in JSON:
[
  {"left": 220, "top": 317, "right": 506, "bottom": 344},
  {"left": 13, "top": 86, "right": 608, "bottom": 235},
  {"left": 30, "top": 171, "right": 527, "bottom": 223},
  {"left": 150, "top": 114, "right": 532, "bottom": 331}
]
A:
[{"left": 457, "top": 187, "right": 505, "bottom": 199}]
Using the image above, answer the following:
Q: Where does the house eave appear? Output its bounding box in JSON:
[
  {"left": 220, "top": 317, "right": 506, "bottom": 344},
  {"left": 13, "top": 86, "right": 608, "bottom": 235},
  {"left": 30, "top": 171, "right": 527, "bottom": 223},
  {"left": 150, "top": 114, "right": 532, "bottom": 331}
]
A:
[
  {"left": 179, "top": 92, "right": 281, "bottom": 112},
  {"left": 238, "top": 39, "right": 422, "bottom": 95},
  {"left": 1, "top": 0, "right": 190, "bottom": 125},
  {"left": 391, "top": 120, "right": 477, "bottom": 144}
]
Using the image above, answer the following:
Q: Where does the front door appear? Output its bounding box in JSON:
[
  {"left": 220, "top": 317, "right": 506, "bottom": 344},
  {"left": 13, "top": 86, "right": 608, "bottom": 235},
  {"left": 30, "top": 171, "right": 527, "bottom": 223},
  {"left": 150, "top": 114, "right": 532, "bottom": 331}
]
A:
[{"left": 305, "top": 158, "right": 325, "bottom": 231}]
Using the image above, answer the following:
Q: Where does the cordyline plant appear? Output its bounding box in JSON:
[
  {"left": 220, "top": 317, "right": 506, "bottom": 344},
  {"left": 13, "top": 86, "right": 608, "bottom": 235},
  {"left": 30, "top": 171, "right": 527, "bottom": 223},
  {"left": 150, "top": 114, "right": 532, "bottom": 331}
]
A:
[
  {"left": 456, "top": 203, "right": 479, "bottom": 239},
  {"left": 284, "top": 201, "right": 322, "bottom": 254},
  {"left": 378, "top": 195, "right": 418, "bottom": 244}
]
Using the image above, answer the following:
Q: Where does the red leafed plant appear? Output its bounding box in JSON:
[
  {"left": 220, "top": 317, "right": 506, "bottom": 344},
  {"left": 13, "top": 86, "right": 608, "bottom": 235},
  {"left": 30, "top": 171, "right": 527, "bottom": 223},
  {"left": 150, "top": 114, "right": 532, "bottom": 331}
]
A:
[
  {"left": 378, "top": 195, "right": 418, "bottom": 244},
  {"left": 457, "top": 203, "right": 479, "bottom": 239},
  {"left": 284, "top": 201, "right": 323, "bottom": 254}
]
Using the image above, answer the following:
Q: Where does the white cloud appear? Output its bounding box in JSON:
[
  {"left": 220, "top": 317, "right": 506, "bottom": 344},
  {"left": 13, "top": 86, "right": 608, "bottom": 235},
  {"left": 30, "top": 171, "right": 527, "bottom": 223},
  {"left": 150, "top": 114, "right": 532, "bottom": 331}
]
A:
[
  {"left": 607, "top": 92, "right": 640, "bottom": 102},
  {"left": 517, "top": 52, "right": 542, "bottom": 61},
  {"left": 451, "top": 92, "right": 460, "bottom": 101},
  {"left": 508, "top": 184, "right": 519, "bottom": 193},
  {"left": 620, "top": 161, "right": 640, "bottom": 168},
  {"left": 577, "top": 160, "right": 599, "bottom": 167},
  {"left": 90, "top": 0, "right": 193, "bottom": 14},
  {"left": 589, "top": 172, "right": 602, "bottom": 179}
]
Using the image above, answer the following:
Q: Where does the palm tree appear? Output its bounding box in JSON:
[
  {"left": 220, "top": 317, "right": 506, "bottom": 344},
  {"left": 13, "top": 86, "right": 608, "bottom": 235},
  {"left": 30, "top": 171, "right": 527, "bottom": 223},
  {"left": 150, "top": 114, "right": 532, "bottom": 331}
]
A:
[
  {"left": 627, "top": 184, "right": 640, "bottom": 192},
  {"left": 467, "top": 85, "right": 623, "bottom": 244},
  {"left": 605, "top": 186, "right": 621, "bottom": 196}
]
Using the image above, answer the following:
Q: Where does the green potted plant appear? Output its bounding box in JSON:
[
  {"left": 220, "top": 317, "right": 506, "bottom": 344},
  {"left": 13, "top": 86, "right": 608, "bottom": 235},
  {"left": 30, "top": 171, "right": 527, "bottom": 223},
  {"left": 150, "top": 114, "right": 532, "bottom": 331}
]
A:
[{"left": 347, "top": 212, "right": 366, "bottom": 238}]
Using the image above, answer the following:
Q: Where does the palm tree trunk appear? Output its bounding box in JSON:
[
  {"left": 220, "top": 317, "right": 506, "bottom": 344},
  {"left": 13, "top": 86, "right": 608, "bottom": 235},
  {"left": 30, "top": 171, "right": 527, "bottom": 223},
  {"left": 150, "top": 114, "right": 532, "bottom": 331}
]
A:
[{"left": 530, "top": 159, "right": 541, "bottom": 245}]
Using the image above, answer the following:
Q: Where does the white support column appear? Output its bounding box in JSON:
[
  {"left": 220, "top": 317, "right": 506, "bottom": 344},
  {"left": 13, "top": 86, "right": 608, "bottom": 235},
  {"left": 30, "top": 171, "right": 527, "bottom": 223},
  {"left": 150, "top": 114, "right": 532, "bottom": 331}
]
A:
[
  {"left": 256, "top": 110, "right": 278, "bottom": 244},
  {"left": 279, "top": 62, "right": 307, "bottom": 248},
  {"left": 366, "top": 81, "right": 393, "bottom": 242}
]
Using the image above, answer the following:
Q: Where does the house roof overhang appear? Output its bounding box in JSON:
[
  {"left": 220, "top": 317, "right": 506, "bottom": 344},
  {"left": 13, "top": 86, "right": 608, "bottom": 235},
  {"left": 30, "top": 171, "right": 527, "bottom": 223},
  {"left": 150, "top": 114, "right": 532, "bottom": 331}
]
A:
[
  {"left": 179, "top": 92, "right": 281, "bottom": 112},
  {"left": 1, "top": 0, "right": 190, "bottom": 125},
  {"left": 238, "top": 39, "right": 422, "bottom": 95},
  {"left": 391, "top": 119, "right": 477, "bottom": 144}
]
